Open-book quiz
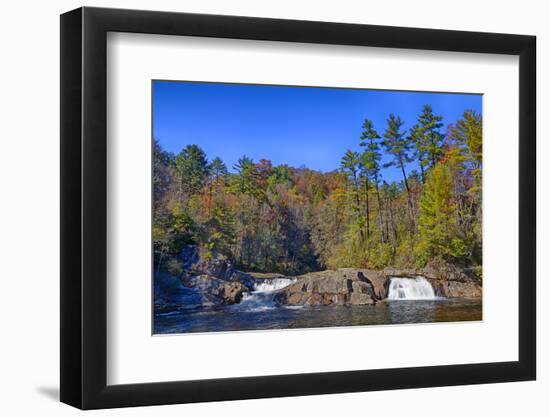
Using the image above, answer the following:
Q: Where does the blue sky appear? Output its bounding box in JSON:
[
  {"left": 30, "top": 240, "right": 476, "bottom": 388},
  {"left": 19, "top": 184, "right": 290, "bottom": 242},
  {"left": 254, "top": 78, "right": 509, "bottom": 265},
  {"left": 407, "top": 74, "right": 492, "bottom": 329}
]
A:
[{"left": 153, "top": 81, "right": 482, "bottom": 183}]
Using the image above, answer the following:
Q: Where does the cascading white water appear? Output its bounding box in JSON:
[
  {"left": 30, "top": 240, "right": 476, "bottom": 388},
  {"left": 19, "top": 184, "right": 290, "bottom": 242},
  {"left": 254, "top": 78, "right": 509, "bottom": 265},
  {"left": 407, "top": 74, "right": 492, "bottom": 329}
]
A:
[
  {"left": 235, "top": 278, "right": 296, "bottom": 312},
  {"left": 252, "top": 278, "right": 296, "bottom": 292},
  {"left": 388, "top": 277, "right": 436, "bottom": 300}
]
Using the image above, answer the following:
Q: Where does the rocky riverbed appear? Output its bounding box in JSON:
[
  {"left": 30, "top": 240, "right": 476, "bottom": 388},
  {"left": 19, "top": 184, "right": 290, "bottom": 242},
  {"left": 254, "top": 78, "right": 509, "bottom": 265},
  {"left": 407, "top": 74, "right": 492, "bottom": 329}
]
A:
[
  {"left": 153, "top": 246, "right": 482, "bottom": 334},
  {"left": 154, "top": 245, "right": 482, "bottom": 312}
]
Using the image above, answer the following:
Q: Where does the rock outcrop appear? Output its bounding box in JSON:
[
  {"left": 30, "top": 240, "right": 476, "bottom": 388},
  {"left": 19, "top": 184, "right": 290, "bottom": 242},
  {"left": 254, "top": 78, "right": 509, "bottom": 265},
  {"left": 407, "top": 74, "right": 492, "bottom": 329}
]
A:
[
  {"left": 184, "top": 274, "right": 248, "bottom": 304},
  {"left": 429, "top": 280, "right": 482, "bottom": 298},
  {"left": 358, "top": 270, "right": 388, "bottom": 300},
  {"left": 274, "top": 260, "right": 482, "bottom": 306},
  {"left": 176, "top": 245, "right": 254, "bottom": 305},
  {"left": 274, "top": 269, "right": 377, "bottom": 306}
]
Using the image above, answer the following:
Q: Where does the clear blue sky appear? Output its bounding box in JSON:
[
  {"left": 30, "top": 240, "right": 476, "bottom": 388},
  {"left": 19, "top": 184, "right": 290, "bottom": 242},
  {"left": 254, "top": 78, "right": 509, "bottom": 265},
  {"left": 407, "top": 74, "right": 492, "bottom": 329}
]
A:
[{"left": 153, "top": 81, "right": 482, "bottom": 183}]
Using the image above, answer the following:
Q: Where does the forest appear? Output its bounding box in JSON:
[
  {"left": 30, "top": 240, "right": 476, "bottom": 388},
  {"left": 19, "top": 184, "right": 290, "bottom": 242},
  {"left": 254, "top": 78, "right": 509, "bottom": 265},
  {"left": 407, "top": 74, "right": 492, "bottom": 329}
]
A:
[{"left": 153, "top": 105, "right": 482, "bottom": 278}]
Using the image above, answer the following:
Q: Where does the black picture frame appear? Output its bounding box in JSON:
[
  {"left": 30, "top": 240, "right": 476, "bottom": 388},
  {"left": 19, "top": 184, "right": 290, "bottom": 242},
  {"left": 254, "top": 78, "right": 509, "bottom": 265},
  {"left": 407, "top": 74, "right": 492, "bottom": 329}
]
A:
[{"left": 60, "top": 6, "right": 536, "bottom": 410}]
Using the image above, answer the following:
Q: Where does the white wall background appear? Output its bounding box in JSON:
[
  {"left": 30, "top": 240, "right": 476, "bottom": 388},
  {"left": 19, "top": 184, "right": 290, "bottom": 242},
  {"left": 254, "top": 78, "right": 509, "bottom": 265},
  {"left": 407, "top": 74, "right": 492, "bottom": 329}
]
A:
[{"left": 0, "top": 0, "right": 545, "bottom": 415}]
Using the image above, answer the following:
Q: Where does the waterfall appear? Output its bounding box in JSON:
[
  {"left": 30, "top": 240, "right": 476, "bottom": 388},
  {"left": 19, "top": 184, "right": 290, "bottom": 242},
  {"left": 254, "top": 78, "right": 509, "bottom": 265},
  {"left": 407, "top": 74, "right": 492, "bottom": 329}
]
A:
[
  {"left": 252, "top": 278, "right": 296, "bottom": 292},
  {"left": 233, "top": 278, "right": 296, "bottom": 312},
  {"left": 388, "top": 277, "right": 437, "bottom": 300}
]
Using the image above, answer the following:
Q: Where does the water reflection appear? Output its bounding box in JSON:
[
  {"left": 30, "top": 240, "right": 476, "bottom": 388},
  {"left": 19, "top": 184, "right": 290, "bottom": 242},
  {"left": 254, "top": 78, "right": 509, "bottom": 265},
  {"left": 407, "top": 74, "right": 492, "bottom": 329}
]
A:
[{"left": 154, "top": 298, "right": 482, "bottom": 335}]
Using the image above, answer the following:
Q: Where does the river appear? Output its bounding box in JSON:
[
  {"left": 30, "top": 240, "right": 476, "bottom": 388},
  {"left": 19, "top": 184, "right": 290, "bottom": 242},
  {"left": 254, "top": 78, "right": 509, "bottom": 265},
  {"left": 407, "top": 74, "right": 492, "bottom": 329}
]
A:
[{"left": 153, "top": 276, "right": 482, "bottom": 335}]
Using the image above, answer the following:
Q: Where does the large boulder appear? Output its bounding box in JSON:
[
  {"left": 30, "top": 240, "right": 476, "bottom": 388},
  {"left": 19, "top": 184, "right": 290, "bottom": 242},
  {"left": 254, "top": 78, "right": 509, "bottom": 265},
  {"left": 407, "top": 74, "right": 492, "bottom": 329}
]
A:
[
  {"left": 218, "top": 281, "right": 249, "bottom": 304},
  {"left": 421, "top": 259, "right": 478, "bottom": 283},
  {"left": 430, "top": 280, "right": 483, "bottom": 298},
  {"left": 274, "top": 269, "right": 377, "bottom": 306},
  {"left": 421, "top": 260, "right": 482, "bottom": 297},
  {"left": 358, "top": 270, "right": 388, "bottom": 300},
  {"left": 184, "top": 274, "right": 249, "bottom": 305},
  {"left": 224, "top": 269, "right": 256, "bottom": 291}
]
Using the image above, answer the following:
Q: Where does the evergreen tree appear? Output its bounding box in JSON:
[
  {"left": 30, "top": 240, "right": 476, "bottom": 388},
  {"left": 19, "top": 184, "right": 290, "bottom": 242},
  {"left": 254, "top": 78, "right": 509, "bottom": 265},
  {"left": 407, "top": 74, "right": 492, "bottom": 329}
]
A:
[
  {"left": 152, "top": 103, "right": 482, "bottom": 276},
  {"left": 417, "top": 104, "right": 444, "bottom": 168},
  {"left": 408, "top": 123, "right": 428, "bottom": 183},
  {"left": 359, "top": 119, "right": 384, "bottom": 242},
  {"left": 383, "top": 114, "right": 411, "bottom": 192},
  {"left": 341, "top": 150, "right": 364, "bottom": 243},
  {"left": 449, "top": 110, "right": 482, "bottom": 174},
  {"left": 267, "top": 165, "right": 292, "bottom": 191},
  {"left": 383, "top": 114, "right": 414, "bottom": 228},
  {"left": 175, "top": 144, "right": 209, "bottom": 195},
  {"left": 232, "top": 156, "right": 259, "bottom": 198},
  {"left": 340, "top": 150, "right": 362, "bottom": 215},
  {"left": 209, "top": 157, "right": 228, "bottom": 181}
]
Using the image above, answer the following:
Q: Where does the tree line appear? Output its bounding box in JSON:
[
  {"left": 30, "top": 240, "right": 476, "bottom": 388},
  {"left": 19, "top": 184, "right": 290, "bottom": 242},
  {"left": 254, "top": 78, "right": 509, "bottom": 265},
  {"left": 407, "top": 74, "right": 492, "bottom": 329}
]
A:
[{"left": 153, "top": 105, "right": 482, "bottom": 277}]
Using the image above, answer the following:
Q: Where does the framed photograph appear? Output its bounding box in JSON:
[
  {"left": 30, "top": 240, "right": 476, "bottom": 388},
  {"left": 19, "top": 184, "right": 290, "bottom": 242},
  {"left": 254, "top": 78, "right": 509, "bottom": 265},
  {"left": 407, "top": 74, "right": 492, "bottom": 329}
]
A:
[{"left": 60, "top": 6, "right": 536, "bottom": 409}]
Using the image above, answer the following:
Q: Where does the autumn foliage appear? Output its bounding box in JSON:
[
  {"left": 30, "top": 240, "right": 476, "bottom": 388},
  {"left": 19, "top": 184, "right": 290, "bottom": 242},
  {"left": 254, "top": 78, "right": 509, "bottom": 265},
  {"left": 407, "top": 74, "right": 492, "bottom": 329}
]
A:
[{"left": 153, "top": 108, "right": 482, "bottom": 276}]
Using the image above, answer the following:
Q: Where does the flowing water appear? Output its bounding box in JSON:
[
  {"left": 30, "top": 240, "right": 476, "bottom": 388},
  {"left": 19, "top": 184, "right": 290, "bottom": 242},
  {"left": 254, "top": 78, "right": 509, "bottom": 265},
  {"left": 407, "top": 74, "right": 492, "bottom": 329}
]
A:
[
  {"left": 388, "top": 277, "right": 438, "bottom": 300},
  {"left": 154, "top": 276, "right": 481, "bottom": 335}
]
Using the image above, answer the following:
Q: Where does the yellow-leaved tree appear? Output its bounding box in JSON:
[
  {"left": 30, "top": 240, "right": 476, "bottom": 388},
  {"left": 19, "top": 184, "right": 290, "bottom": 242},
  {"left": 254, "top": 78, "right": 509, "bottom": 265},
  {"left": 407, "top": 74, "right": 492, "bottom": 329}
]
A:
[{"left": 415, "top": 159, "right": 468, "bottom": 267}]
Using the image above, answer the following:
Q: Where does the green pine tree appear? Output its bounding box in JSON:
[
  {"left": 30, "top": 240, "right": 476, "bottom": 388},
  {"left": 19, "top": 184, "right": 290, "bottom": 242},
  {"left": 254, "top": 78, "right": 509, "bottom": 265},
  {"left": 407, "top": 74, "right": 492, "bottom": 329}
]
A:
[
  {"left": 417, "top": 104, "right": 444, "bottom": 168},
  {"left": 175, "top": 144, "right": 209, "bottom": 195},
  {"left": 359, "top": 119, "right": 384, "bottom": 242}
]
